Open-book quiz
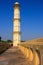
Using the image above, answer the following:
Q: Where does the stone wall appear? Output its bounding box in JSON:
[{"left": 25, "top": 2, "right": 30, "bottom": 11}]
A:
[{"left": 18, "top": 44, "right": 43, "bottom": 65}]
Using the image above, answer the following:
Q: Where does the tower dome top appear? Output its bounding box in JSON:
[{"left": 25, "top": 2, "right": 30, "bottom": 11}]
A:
[{"left": 15, "top": 2, "right": 19, "bottom": 4}]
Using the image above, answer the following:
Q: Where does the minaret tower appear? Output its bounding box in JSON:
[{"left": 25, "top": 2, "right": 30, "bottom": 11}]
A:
[{"left": 13, "top": 2, "right": 20, "bottom": 46}]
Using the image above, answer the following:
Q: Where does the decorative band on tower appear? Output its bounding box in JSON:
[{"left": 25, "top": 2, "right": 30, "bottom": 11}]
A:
[{"left": 14, "top": 18, "right": 20, "bottom": 21}]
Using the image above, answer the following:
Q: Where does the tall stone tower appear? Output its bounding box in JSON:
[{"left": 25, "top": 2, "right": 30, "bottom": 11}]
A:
[{"left": 13, "top": 2, "right": 20, "bottom": 46}]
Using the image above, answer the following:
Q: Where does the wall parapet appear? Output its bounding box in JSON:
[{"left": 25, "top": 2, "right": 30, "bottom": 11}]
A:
[{"left": 18, "top": 43, "right": 43, "bottom": 65}]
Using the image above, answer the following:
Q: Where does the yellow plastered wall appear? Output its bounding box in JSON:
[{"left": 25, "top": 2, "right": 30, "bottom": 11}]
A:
[
  {"left": 34, "top": 51, "right": 39, "bottom": 65},
  {"left": 19, "top": 45, "right": 33, "bottom": 62}
]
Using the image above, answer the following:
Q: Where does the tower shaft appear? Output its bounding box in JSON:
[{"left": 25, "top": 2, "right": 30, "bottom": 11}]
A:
[{"left": 13, "top": 2, "right": 20, "bottom": 46}]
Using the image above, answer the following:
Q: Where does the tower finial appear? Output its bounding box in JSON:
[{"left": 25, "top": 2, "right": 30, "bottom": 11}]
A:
[{"left": 15, "top": 2, "right": 19, "bottom": 4}]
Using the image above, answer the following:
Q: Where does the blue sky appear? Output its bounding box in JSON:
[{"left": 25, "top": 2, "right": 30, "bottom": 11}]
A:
[{"left": 0, "top": 0, "right": 43, "bottom": 41}]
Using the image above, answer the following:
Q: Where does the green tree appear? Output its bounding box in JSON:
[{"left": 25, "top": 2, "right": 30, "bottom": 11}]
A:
[
  {"left": 0, "top": 36, "right": 1, "bottom": 41},
  {"left": 7, "top": 40, "right": 12, "bottom": 43}
]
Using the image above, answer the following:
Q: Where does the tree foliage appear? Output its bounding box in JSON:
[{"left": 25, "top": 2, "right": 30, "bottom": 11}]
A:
[
  {"left": 7, "top": 40, "right": 12, "bottom": 43},
  {"left": 0, "top": 36, "right": 1, "bottom": 41}
]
